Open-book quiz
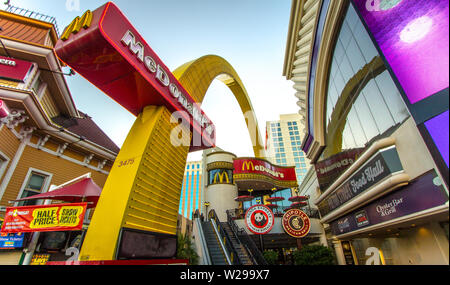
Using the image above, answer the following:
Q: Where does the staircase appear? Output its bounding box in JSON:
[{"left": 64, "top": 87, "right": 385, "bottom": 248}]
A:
[
  {"left": 220, "top": 222, "right": 253, "bottom": 265},
  {"left": 201, "top": 221, "right": 229, "bottom": 265}
]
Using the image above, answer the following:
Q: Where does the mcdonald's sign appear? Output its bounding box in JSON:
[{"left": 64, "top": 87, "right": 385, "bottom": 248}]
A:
[
  {"left": 61, "top": 10, "right": 93, "bottom": 41},
  {"left": 213, "top": 171, "right": 230, "bottom": 184},
  {"left": 54, "top": 2, "right": 215, "bottom": 151},
  {"left": 233, "top": 158, "right": 297, "bottom": 182},
  {"left": 242, "top": 161, "right": 254, "bottom": 171}
]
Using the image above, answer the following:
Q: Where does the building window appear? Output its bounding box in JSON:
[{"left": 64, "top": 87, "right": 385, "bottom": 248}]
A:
[
  {"left": 322, "top": 3, "right": 409, "bottom": 160},
  {"left": 17, "top": 171, "right": 50, "bottom": 206}
]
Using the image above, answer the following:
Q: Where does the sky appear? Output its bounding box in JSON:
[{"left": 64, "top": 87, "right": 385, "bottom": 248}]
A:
[{"left": 3, "top": 0, "right": 299, "bottom": 161}]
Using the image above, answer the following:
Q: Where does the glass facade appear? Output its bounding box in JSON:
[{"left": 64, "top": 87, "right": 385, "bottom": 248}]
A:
[
  {"left": 322, "top": 3, "right": 410, "bottom": 160},
  {"left": 179, "top": 162, "right": 203, "bottom": 219},
  {"left": 269, "top": 119, "right": 309, "bottom": 184}
]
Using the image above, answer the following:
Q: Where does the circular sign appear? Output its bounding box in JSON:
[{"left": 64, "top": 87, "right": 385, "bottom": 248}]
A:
[
  {"left": 244, "top": 204, "right": 275, "bottom": 235},
  {"left": 282, "top": 209, "right": 310, "bottom": 238}
]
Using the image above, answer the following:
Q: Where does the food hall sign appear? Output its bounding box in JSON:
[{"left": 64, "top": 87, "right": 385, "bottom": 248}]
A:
[
  {"left": 54, "top": 3, "right": 215, "bottom": 151},
  {"left": 318, "top": 146, "right": 403, "bottom": 217},
  {"left": 0, "top": 203, "right": 87, "bottom": 233}
]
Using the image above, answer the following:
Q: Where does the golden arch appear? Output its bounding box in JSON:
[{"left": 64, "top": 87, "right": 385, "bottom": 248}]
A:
[
  {"left": 173, "top": 55, "right": 265, "bottom": 159},
  {"left": 80, "top": 55, "right": 265, "bottom": 261}
]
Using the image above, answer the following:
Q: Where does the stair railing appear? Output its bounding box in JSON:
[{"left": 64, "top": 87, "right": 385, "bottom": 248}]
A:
[
  {"left": 209, "top": 210, "right": 242, "bottom": 265},
  {"left": 226, "top": 209, "right": 268, "bottom": 265}
]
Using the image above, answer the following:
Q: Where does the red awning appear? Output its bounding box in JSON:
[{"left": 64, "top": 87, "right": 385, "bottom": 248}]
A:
[
  {"left": 266, "top": 197, "right": 285, "bottom": 202},
  {"left": 288, "top": 196, "right": 308, "bottom": 202},
  {"left": 14, "top": 178, "right": 102, "bottom": 208},
  {"left": 234, "top": 195, "right": 254, "bottom": 202}
]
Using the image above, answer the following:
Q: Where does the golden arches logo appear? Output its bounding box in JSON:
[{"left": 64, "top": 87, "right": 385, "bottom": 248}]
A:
[
  {"left": 242, "top": 161, "right": 255, "bottom": 171},
  {"left": 61, "top": 10, "right": 93, "bottom": 41},
  {"left": 213, "top": 171, "right": 229, "bottom": 184}
]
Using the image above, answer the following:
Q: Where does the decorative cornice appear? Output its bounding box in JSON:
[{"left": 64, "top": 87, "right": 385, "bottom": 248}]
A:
[
  {"left": 233, "top": 173, "right": 298, "bottom": 188},
  {"left": 206, "top": 161, "right": 234, "bottom": 171}
]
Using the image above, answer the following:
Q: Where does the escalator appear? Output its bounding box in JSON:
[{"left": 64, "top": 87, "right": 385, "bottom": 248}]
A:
[
  {"left": 201, "top": 221, "right": 230, "bottom": 265},
  {"left": 193, "top": 210, "right": 267, "bottom": 265}
]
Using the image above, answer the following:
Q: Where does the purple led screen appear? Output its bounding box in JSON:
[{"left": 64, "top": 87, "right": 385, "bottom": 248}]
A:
[
  {"left": 353, "top": 0, "right": 449, "bottom": 104},
  {"left": 424, "top": 110, "right": 449, "bottom": 168}
]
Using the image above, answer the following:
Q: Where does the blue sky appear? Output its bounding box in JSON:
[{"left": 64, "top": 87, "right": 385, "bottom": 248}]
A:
[{"left": 4, "top": 0, "right": 298, "bottom": 160}]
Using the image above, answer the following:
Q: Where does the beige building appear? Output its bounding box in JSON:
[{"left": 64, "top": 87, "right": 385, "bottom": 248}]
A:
[{"left": 266, "top": 113, "right": 312, "bottom": 185}]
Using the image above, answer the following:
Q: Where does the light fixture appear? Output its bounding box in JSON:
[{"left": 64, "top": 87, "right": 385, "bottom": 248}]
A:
[{"left": 400, "top": 16, "right": 433, "bottom": 44}]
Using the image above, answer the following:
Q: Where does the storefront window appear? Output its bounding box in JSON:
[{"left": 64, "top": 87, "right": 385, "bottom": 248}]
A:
[{"left": 322, "top": 4, "right": 410, "bottom": 160}]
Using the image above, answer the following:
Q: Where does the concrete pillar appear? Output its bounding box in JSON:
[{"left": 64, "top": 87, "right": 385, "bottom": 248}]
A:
[{"left": 332, "top": 239, "right": 346, "bottom": 265}]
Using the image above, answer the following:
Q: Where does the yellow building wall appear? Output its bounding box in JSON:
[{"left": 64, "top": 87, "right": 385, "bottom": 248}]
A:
[
  {"left": 0, "top": 126, "right": 21, "bottom": 182},
  {"left": 0, "top": 143, "right": 109, "bottom": 207}
]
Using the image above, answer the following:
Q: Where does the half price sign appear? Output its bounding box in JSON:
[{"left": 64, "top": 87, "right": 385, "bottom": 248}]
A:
[{"left": 0, "top": 203, "right": 87, "bottom": 233}]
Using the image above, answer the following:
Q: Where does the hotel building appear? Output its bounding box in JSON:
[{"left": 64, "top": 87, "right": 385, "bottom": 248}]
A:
[
  {"left": 179, "top": 160, "right": 203, "bottom": 219},
  {"left": 283, "top": 0, "right": 449, "bottom": 265}
]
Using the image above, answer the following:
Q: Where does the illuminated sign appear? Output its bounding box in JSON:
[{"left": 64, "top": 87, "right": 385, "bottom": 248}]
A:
[
  {"left": 213, "top": 171, "right": 230, "bottom": 184},
  {"left": 0, "top": 58, "right": 16, "bottom": 66},
  {"left": 1, "top": 203, "right": 87, "bottom": 233},
  {"left": 282, "top": 209, "right": 310, "bottom": 238},
  {"left": 30, "top": 254, "right": 50, "bottom": 265},
  {"left": 60, "top": 10, "right": 93, "bottom": 41},
  {"left": 54, "top": 3, "right": 215, "bottom": 151},
  {"left": 330, "top": 171, "right": 449, "bottom": 236},
  {"left": 0, "top": 232, "right": 24, "bottom": 249},
  {"left": 244, "top": 204, "right": 274, "bottom": 235},
  {"left": 234, "top": 158, "right": 296, "bottom": 181},
  {"left": 317, "top": 146, "right": 403, "bottom": 217},
  {"left": 0, "top": 56, "right": 33, "bottom": 83},
  {"left": 352, "top": 0, "right": 449, "bottom": 104}
]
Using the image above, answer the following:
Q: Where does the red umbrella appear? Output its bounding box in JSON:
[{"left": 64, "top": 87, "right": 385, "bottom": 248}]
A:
[
  {"left": 266, "top": 203, "right": 278, "bottom": 209},
  {"left": 14, "top": 178, "right": 102, "bottom": 208},
  {"left": 289, "top": 196, "right": 308, "bottom": 202},
  {"left": 234, "top": 195, "right": 254, "bottom": 202},
  {"left": 266, "top": 197, "right": 285, "bottom": 202},
  {"left": 290, "top": 201, "right": 308, "bottom": 208}
]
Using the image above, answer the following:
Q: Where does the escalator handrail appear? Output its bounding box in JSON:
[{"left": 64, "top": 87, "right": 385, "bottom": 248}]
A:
[
  {"left": 209, "top": 210, "right": 242, "bottom": 265},
  {"left": 195, "top": 217, "right": 212, "bottom": 265},
  {"left": 226, "top": 209, "right": 268, "bottom": 265}
]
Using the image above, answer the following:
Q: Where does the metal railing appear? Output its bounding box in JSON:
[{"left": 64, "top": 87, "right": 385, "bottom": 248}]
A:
[
  {"left": 209, "top": 209, "right": 241, "bottom": 265},
  {"left": 229, "top": 206, "right": 321, "bottom": 220},
  {"left": 226, "top": 209, "right": 268, "bottom": 265},
  {"left": 4, "top": 4, "right": 60, "bottom": 36}
]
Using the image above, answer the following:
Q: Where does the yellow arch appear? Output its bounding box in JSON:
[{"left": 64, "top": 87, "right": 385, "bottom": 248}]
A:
[
  {"left": 80, "top": 55, "right": 265, "bottom": 261},
  {"left": 173, "top": 55, "right": 266, "bottom": 159}
]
